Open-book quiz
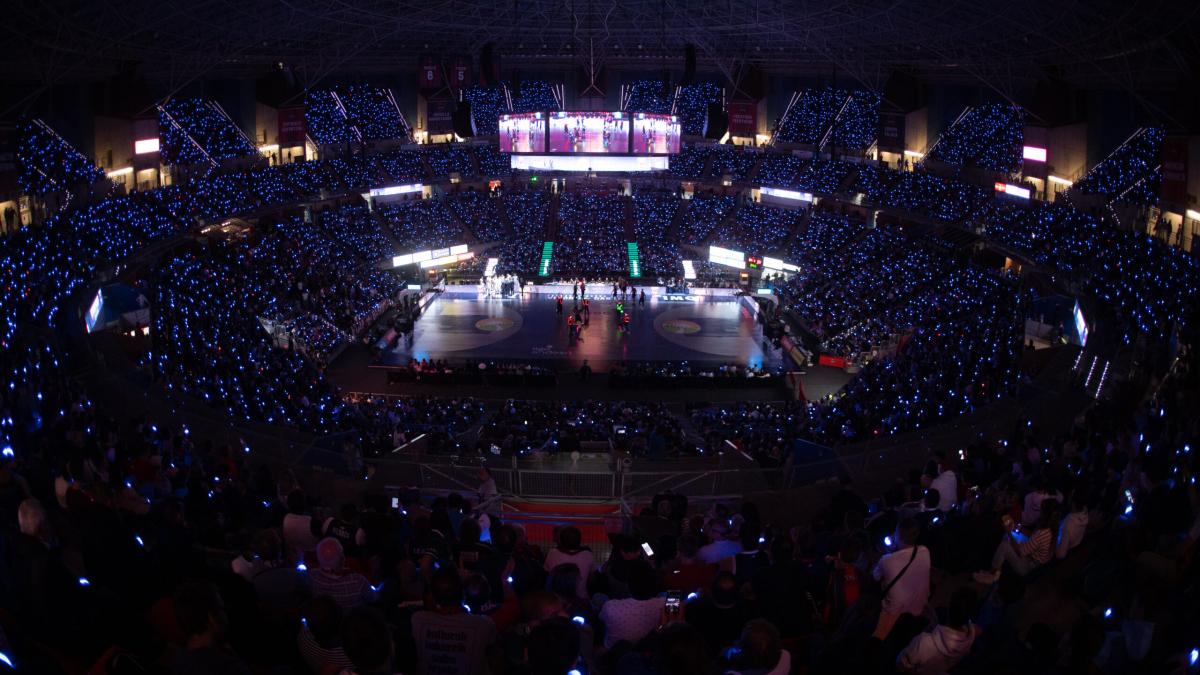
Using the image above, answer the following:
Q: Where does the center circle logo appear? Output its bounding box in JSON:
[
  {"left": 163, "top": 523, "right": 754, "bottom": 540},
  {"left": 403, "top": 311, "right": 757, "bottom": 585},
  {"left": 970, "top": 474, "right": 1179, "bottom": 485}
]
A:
[
  {"left": 475, "top": 317, "right": 515, "bottom": 332},
  {"left": 661, "top": 319, "right": 701, "bottom": 335}
]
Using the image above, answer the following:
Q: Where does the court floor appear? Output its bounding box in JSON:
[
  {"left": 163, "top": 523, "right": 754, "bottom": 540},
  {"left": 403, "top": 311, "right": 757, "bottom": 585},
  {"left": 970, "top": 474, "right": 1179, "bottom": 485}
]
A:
[{"left": 375, "top": 292, "right": 786, "bottom": 371}]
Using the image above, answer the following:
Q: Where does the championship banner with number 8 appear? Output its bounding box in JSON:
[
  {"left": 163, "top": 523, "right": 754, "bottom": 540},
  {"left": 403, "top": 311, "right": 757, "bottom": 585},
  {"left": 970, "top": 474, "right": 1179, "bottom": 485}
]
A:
[{"left": 419, "top": 54, "right": 442, "bottom": 90}]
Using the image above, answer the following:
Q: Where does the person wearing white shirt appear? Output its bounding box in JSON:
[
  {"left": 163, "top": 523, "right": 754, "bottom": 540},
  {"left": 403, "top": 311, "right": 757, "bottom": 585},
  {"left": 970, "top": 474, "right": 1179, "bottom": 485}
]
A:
[
  {"left": 544, "top": 526, "right": 595, "bottom": 598},
  {"left": 872, "top": 518, "right": 931, "bottom": 619},
  {"left": 697, "top": 520, "right": 743, "bottom": 564},
  {"left": 1056, "top": 491, "right": 1089, "bottom": 559},
  {"left": 896, "top": 588, "right": 979, "bottom": 674},
  {"left": 927, "top": 452, "right": 958, "bottom": 511},
  {"left": 1022, "top": 479, "right": 1062, "bottom": 526},
  {"left": 282, "top": 490, "right": 320, "bottom": 561},
  {"left": 598, "top": 562, "right": 664, "bottom": 649}
]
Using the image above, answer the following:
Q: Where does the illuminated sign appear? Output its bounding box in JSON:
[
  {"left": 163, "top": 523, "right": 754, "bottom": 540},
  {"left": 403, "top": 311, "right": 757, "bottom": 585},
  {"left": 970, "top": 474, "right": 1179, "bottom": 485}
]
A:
[
  {"left": 394, "top": 244, "right": 470, "bottom": 267},
  {"left": 509, "top": 155, "right": 669, "bottom": 172},
  {"left": 762, "top": 257, "right": 799, "bottom": 272},
  {"left": 134, "top": 138, "right": 160, "bottom": 154},
  {"left": 681, "top": 260, "right": 697, "bottom": 280},
  {"left": 708, "top": 245, "right": 746, "bottom": 269},
  {"left": 369, "top": 183, "right": 424, "bottom": 198},
  {"left": 85, "top": 291, "right": 103, "bottom": 333},
  {"left": 994, "top": 182, "right": 1031, "bottom": 199},
  {"left": 1022, "top": 146, "right": 1047, "bottom": 162},
  {"left": 1073, "top": 301, "right": 1089, "bottom": 347},
  {"left": 760, "top": 186, "right": 814, "bottom": 202},
  {"left": 747, "top": 256, "right": 762, "bottom": 269},
  {"left": 420, "top": 251, "right": 475, "bottom": 268}
]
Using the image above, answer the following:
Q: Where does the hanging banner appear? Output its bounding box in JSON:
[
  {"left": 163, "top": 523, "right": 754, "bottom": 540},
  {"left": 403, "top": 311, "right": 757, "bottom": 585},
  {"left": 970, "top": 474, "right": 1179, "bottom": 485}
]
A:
[
  {"left": 419, "top": 54, "right": 442, "bottom": 90},
  {"left": 427, "top": 99, "right": 455, "bottom": 134},
  {"left": 877, "top": 111, "right": 906, "bottom": 153},
  {"left": 727, "top": 101, "right": 757, "bottom": 137},
  {"left": 1160, "top": 134, "right": 1188, "bottom": 205},
  {"left": 277, "top": 106, "right": 307, "bottom": 146},
  {"left": 452, "top": 56, "right": 471, "bottom": 89}
]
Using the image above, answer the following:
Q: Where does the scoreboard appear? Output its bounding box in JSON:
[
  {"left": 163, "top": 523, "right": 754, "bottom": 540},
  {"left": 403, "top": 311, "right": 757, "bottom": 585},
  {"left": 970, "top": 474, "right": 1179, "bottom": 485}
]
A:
[
  {"left": 498, "top": 111, "right": 680, "bottom": 155},
  {"left": 498, "top": 112, "right": 546, "bottom": 153}
]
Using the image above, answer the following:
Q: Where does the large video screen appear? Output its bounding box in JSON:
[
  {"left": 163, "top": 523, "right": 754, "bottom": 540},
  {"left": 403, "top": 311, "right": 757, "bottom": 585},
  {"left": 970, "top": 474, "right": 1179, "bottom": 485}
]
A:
[
  {"left": 548, "top": 112, "right": 630, "bottom": 154},
  {"left": 499, "top": 112, "right": 546, "bottom": 153},
  {"left": 631, "top": 113, "right": 681, "bottom": 155}
]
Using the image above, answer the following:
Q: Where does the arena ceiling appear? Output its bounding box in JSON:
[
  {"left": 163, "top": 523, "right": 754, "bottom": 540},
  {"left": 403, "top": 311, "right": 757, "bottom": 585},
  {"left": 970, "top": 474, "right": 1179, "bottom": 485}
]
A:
[{"left": 2, "top": 0, "right": 1197, "bottom": 97}]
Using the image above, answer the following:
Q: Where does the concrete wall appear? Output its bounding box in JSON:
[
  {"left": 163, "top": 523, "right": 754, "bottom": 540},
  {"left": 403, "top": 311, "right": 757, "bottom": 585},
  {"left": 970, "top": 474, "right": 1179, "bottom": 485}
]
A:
[
  {"left": 92, "top": 115, "right": 134, "bottom": 172},
  {"left": 1044, "top": 122, "right": 1088, "bottom": 182}
]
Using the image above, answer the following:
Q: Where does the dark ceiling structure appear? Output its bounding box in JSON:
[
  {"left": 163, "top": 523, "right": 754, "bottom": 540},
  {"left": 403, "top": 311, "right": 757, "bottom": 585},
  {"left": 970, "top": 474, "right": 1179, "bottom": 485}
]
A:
[{"left": 2, "top": 0, "right": 1197, "bottom": 105}]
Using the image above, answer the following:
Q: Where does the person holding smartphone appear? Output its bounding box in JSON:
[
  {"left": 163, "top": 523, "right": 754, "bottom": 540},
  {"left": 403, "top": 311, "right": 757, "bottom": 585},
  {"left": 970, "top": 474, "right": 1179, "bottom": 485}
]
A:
[{"left": 974, "top": 499, "right": 1061, "bottom": 585}]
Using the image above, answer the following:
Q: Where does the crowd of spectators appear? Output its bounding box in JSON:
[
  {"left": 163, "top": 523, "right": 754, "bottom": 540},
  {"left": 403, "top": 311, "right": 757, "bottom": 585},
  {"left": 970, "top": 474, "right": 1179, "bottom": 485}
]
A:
[
  {"left": 831, "top": 90, "right": 881, "bottom": 150},
  {"left": 804, "top": 267, "right": 1022, "bottom": 443},
  {"left": 709, "top": 147, "right": 759, "bottom": 182},
  {"left": 508, "top": 80, "right": 561, "bottom": 113},
  {"left": 475, "top": 145, "right": 512, "bottom": 177},
  {"left": 757, "top": 152, "right": 807, "bottom": 186},
  {"left": 365, "top": 151, "right": 419, "bottom": 183},
  {"left": 16, "top": 118, "right": 108, "bottom": 195},
  {"left": 423, "top": 145, "right": 475, "bottom": 178},
  {"left": 378, "top": 199, "right": 466, "bottom": 251},
  {"left": 159, "top": 98, "right": 258, "bottom": 164},
  {"left": 780, "top": 223, "right": 944, "bottom": 352},
  {"left": 317, "top": 205, "right": 395, "bottom": 262},
  {"left": 282, "top": 313, "right": 351, "bottom": 364},
  {"left": 343, "top": 392, "right": 486, "bottom": 455},
  {"left": 794, "top": 159, "right": 853, "bottom": 195},
  {"left": 979, "top": 202, "right": 1103, "bottom": 276},
  {"left": 464, "top": 86, "right": 505, "bottom": 135},
  {"left": 1070, "top": 127, "right": 1163, "bottom": 206},
  {"left": 668, "top": 146, "right": 710, "bottom": 179},
  {"left": 4, "top": 115, "right": 1200, "bottom": 675},
  {"left": 447, "top": 188, "right": 511, "bottom": 242},
  {"left": 494, "top": 189, "right": 550, "bottom": 274},
  {"left": 688, "top": 400, "right": 810, "bottom": 466},
  {"left": 632, "top": 191, "right": 683, "bottom": 275},
  {"left": 710, "top": 203, "right": 798, "bottom": 253},
  {"left": 555, "top": 193, "right": 629, "bottom": 274},
  {"left": 151, "top": 249, "right": 345, "bottom": 430},
  {"left": 306, "top": 89, "right": 360, "bottom": 145},
  {"left": 925, "top": 103, "right": 1024, "bottom": 173},
  {"left": 338, "top": 84, "right": 410, "bottom": 141},
  {"left": 677, "top": 193, "right": 735, "bottom": 245},
  {"left": 885, "top": 170, "right": 990, "bottom": 222},
  {"left": 623, "top": 80, "right": 674, "bottom": 114},
  {"left": 675, "top": 82, "right": 724, "bottom": 136},
  {"left": 1083, "top": 226, "right": 1200, "bottom": 344},
  {"left": 610, "top": 362, "right": 780, "bottom": 389},
  {"left": 2, "top": 334, "right": 1198, "bottom": 674},
  {"left": 787, "top": 211, "right": 865, "bottom": 261},
  {"left": 480, "top": 399, "right": 689, "bottom": 457},
  {"left": 773, "top": 88, "right": 847, "bottom": 145}
]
